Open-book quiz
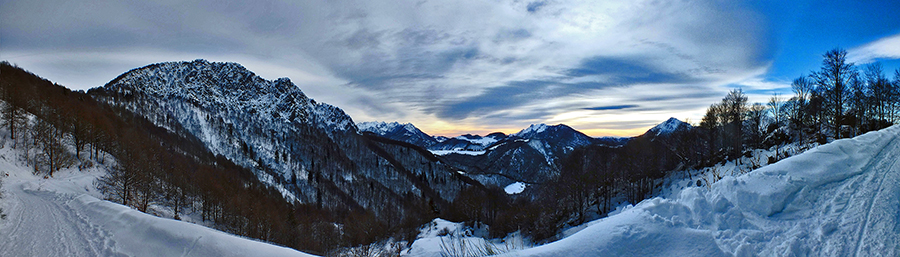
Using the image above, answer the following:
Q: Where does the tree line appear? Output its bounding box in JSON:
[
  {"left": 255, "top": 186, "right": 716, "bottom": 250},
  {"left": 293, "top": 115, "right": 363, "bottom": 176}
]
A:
[
  {"left": 703, "top": 48, "right": 899, "bottom": 159},
  {"left": 436, "top": 48, "right": 900, "bottom": 244}
]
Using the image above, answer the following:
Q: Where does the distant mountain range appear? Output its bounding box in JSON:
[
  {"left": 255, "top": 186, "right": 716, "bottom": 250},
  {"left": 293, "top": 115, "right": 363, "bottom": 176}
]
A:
[{"left": 358, "top": 118, "right": 689, "bottom": 186}]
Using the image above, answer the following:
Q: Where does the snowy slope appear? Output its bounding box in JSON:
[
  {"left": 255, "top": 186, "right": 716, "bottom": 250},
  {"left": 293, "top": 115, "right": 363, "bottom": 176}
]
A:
[
  {"left": 503, "top": 125, "right": 900, "bottom": 256},
  {"left": 0, "top": 147, "right": 315, "bottom": 257},
  {"left": 357, "top": 121, "right": 438, "bottom": 147},
  {"left": 91, "top": 60, "right": 358, "bottom": 202}
]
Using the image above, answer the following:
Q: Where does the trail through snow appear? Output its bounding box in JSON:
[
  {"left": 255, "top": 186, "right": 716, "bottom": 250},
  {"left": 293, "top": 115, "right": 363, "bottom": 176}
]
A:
[
  {"left": 0, "top": 147, "right": 315, "bottom": 257},
  {"left": 504, "top": 125, "right": 900, "bottom": 256},
  {"left": 0, "top": 183, "right": 121, "bottom": 256}
]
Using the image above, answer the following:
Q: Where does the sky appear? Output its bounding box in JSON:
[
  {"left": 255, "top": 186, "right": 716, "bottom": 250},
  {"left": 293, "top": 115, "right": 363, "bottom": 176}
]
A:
[{"left": 2, "top": 0, "right": 899, "bottom": 137}]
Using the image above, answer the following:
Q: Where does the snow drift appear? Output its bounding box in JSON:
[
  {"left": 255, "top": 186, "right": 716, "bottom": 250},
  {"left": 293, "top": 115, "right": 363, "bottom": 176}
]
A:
[
  {"left": 67, "top": 195, "right": 312, "bottom": 257},
  {"left": 505, "top": 125, "right": 900, "bottom": 256}
]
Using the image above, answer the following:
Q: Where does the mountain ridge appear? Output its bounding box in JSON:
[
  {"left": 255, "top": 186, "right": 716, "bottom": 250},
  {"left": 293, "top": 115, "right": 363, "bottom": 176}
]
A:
[{"left": 89, "top": 59, "right": 475, "bottom": 220}]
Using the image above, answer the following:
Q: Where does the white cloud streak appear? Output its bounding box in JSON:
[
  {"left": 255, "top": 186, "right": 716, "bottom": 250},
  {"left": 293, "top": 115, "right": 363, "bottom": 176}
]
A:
[{"left": 848, "top": 33, "right": 900, "bottom": 64}]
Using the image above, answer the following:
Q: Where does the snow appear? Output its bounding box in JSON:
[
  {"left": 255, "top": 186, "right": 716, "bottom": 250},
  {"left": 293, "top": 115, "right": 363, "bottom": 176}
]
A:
[
  {"left": 454, "top": 136, "right": 498, "bottom": 147},
  {"left": 512, "top": 124, "right": 549, "bottom": 138},
  {"left": 429, "top": 150, "right": 486, "bottom": 156},
  {"left": 0, "top": 144, "right": 316, "bottom": 257},
  {"left": 502, "top": 125, "right": 900, "bottom": 256},
  {"left": 403, "top": 218, "right": 530, "bottom": 257},
  {"left": 356, "top": 121, "right": 401, "bottom": 135},
  {"left": 504, "top": 182, "right": 527, "bottom": 194}
]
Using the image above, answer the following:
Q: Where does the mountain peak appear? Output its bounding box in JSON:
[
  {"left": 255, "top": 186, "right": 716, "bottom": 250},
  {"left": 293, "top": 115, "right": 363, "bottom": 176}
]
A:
[
  {"left": 647, "top": 117, "right": 691, "bottom": 136},
  {"left": 512, "top": 123, "right": 581, "bottom": 139},
  {"left": 357, "top": 121, "right": 437, "bottom": 147},
  {"left": 513, "top": 123, "right": 550, "bottom": 137},
  {"left": 99, "top": 60, "right": 357, "bottom": 132}
]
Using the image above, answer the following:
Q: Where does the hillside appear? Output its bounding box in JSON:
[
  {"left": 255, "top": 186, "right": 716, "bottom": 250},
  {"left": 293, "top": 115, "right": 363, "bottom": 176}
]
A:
[
  {"left": 0, "top": 61, "right": 477, "bottom": 253},
  {"left": 88, "top": 60, "right": 480, "bottom": 231},
  {"left": 0, "top": 145, "right": 315, "bottom": 257},
  {"left": 503, "top": 124, "right": 900, "bottom": 256}
]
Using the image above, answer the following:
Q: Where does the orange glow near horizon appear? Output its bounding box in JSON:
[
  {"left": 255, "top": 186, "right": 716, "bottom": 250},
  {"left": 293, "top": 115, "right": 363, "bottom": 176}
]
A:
[{"left": 420, "top": 125, "right": 655, "bottom": 138}]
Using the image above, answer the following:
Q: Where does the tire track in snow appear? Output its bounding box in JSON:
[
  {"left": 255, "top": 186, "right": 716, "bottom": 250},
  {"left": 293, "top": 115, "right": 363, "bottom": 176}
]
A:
[{"left": 852, "top": 130, "right": 900, "bottom": 257}]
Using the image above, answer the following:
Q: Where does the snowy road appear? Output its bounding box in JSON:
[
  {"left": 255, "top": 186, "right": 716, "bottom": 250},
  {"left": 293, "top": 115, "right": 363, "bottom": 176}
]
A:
[
  {"left": 0, "top": 182, "right": 122, "bottom": 256},
  {"left": 506, "top": 125, "right": 900, "bottom": 256}
]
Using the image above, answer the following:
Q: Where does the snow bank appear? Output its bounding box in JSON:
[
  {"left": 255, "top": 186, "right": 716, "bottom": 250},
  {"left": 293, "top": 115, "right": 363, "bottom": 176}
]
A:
[
  {"left": 68, "top": 195, "right": 313, "bottom": 257},
  {"left": 505, "top": 125, "right": 900, "bottom": 256}
]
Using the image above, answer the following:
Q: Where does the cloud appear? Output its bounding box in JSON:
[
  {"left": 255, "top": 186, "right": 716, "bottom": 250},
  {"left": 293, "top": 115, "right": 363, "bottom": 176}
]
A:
[
  {"left": 583, "top": 105, "right": 639, "bottom": 111},
  {"left": 848, "top": 33, "right": 900, "bottom": 64},
  {"left": 565, "top": 56, "right": 703, "bottom": 84},
  {"left": 0, "top": 0, "right": 772, "bottom": 136},
  {"left": 526, "top": 1, "right": 547, "bottom": 13}
]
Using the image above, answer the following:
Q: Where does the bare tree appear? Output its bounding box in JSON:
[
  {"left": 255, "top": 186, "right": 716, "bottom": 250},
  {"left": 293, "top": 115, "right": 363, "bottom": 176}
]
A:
[
  {"left": 746, "top": 102, "right": 766, "bottom": 149},
  {"left": 863, "top": 63, "right": 894, "bottom": 129},
  {"left": 811, "top": 48, "right": 857, "bottom": 139},
  {"left": 893, "top": 69, "right": 900, "bottom": 123},
  {"left": 723, "top": 89, "right": 748, "bottom": 157},
  {"left": 1, "top": 99, "right": 26, "bottom": 148},
  {"left": 768, "top": 93, "right": 786, "bottom": 158},
  {"left": 96, "top": 164, "right": 136, "bottom": 206}
]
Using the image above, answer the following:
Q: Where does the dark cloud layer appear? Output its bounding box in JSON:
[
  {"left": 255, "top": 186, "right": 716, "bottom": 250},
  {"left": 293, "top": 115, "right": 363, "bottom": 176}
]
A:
[{"left": 583, "top": 105, "right": 639, "bottom": 111}]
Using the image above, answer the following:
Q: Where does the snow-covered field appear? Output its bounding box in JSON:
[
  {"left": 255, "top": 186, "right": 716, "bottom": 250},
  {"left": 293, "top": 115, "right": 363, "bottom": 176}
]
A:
[
  {"left": 0, "top": 145, "right": 315, "bottom": 257},
  {"left": 501, "top": 125, "right": 900, "bottom": 256}
]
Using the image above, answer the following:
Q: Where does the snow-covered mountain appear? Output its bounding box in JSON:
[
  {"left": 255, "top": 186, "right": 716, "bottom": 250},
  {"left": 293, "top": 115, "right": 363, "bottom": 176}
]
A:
[
  {"left": 357, "top": 121, "right": 438, "bottom": 147},
  {"left": 89, "top": 59, "right": 474, "bottom": 217},
  {"left": 595, "top": 136, "right": 631, "bottom": 146},
  {"left": 92, "top": 60, "right": 351, "bottom": 202},
  {"left": 646, "top": 117, "right": 692, "bottom": 137},
  {"left": 362, "top": 121, "right": 640, "bottom": 187},
  {"left": 363, "top": 119, "right": 689, "bottom": 188},
  {"left": 503, "top": 124, "right": 900, "bottom": 256},
  {"left": 436, "top": 124, "right": 602, "bottom": 186}
]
